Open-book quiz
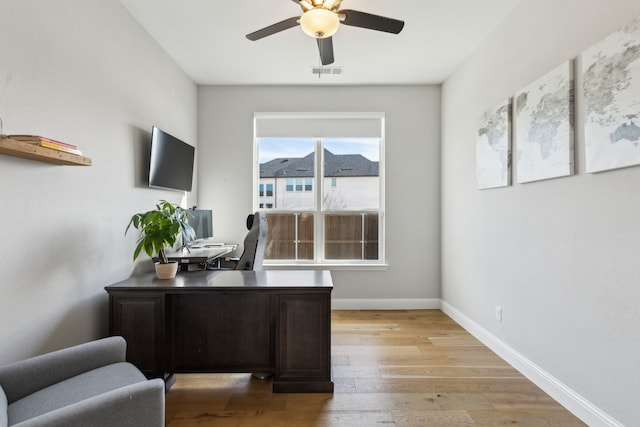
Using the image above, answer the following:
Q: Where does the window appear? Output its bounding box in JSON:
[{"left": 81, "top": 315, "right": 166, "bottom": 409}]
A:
[
  {"left": 258, "top": 181, "right": 275, "bottom": 207},
  {"left": 286, "top": 178, "right": 312, "bottom": 192},
  {"left": 255, "top": 112, "right": 385, "bottom": 266}
]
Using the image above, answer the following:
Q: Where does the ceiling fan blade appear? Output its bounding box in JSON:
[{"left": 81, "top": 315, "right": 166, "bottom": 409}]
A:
[
  {"left": 246, "top": 17, "right": 300, "bottom": 41},
  {"left": 317, "top": 37, "right": 335, "bottom": 65},
  {"left": 339, "top": 9, "right": 404, "bottom": 34}
]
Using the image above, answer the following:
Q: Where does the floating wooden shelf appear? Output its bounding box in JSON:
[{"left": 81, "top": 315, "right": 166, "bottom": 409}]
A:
[{"left": 0, "top": 137, "right": 92, "bottom": 166}]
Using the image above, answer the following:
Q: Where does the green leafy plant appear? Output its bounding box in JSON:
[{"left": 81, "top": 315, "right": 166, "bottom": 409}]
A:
[{"left": 126, "top": 200, "right": 195, "bottom": 264}]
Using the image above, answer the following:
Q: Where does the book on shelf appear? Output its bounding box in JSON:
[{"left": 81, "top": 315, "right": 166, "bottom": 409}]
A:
[
  {"left": 39, "top": 140, "right": 83, "bottom": 155},
  {"left": 8, "top": 135, "right": 82, "bottom": 155},
  {"left": 8, "top": 135, "right": 78, "bottom": 149}
]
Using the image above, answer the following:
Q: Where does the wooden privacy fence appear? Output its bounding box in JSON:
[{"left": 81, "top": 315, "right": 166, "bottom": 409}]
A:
[{"left": 264, "top": 212, "right": 378, "bottom": 261}]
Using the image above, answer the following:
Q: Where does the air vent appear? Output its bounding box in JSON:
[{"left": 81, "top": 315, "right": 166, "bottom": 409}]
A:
[{"left": 311, "top": 66, "right": 344, "bottom": 76}]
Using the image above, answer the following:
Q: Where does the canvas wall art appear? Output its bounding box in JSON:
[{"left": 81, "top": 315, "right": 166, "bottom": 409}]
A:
[
  {"left": 514, "top": 61, "right": 574, "bottom": 183},
  {"left": 583, "top": 16, "right": 640, "bottom": 173},
  {"left": 476, "top": 98, "right": 512, "bottom": 189}
]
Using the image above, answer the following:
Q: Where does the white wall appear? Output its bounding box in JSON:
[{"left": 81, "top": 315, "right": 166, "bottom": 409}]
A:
[
  {"left": 198, "top": 86, "right": 441, "bottom": 302},
  {"left": 441, "top": 0, "right": 640, "bottom": 424},
  {"left": 0, "top": 0, "right": 197, "bottom": 363}
]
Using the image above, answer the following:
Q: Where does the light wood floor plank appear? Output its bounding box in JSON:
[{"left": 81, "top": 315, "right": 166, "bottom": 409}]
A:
[{"left": 166, "top": 310, "right": 585, "bottom": 426}]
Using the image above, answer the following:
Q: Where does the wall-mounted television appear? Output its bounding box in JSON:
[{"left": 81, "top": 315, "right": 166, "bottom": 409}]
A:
[{"left": 148, "top": 126, "right": 195, "bottom": 192}]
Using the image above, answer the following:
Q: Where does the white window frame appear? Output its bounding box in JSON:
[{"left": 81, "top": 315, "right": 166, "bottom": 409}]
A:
[{"left": 253, "top": 112, "right": 387, "bottom": 270}]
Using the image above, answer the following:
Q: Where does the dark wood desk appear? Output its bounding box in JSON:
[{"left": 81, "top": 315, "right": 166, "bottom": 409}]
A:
[{"left": 105, "top": 270, "right": 333, "bottom": 393}]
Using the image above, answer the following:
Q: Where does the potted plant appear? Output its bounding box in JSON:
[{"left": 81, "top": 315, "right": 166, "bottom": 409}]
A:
[{"left": 126, "top": 200, "right": 195, "bottom": 279}]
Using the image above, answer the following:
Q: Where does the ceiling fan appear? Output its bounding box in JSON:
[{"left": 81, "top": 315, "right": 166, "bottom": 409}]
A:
[{"left": 246, "top": 0, "right": 405, "bottom": 66}]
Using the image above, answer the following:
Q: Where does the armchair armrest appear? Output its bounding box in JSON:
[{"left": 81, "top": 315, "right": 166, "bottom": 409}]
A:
[
  {"left": 0, "top": 337, "right": 126, "bottom": 403},
  {"left": 12, "top": 378, "right": 165, "bottom": 427}
]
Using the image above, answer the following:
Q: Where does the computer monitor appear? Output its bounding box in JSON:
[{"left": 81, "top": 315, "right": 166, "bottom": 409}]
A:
[{"left": 185, "top": 209, "right": 213, "bottom": 243}]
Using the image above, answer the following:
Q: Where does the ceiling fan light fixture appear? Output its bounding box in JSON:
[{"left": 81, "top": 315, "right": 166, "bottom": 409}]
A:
[
  {"left": 299, "top": 0, "right": 314, "bottom": 10},
  {"left": 300, "top": 8, "right": 339, "bottom": 39},
  {"left": 323, "top": 0, "right": 339, "bottom": 10}
]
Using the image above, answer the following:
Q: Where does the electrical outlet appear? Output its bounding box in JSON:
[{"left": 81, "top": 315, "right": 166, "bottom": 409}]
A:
[{"left": 495, "top": 306, "right": 502, "bottom": 322}]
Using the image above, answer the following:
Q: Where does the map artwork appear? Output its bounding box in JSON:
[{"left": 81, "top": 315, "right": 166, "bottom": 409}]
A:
[
  {"left": 476, "top": 98, "right": 511, "bottom": 189},
  {"left": 583, "top": 15, "right": 640, "bottom": 173},
  {"left": 515, "top": 60, "right": 574, "bottom": 183}
]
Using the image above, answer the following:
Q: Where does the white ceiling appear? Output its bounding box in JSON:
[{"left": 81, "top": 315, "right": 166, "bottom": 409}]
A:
[{"left": 119, "top": 0, "right": 522, "bottom": 85}]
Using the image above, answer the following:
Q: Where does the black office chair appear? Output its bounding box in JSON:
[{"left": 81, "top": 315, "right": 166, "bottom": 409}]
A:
[{"left": 233, "top": 211, "right": 268, "bottom": 271}]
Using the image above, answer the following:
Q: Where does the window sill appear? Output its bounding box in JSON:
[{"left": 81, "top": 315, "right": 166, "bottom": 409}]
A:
[{"left": 263, "top": 263, "right": 389, "bottom": 271}]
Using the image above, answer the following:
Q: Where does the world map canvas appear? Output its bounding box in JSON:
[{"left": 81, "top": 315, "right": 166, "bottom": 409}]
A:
[
  {"left": 476, "top": 99, "right": 511, "bottom": 189},
  {"left": 583, "top": 16, "right": 640, "bottom": 173},
  {"left": 515, "top": 61, "right": 574, "bottom": 183}
]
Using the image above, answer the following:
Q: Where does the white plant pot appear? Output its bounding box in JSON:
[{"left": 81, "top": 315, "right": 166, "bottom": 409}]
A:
[{"left": 155, "top": 261, "right": 179, "bottom": 279}]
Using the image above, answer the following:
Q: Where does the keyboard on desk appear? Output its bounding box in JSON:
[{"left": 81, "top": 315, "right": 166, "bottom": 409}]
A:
[{"left": 189, "top": 244, "right": 224, "bottom": 248}]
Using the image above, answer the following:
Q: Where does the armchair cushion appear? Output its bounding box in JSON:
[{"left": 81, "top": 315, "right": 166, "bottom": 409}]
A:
[
  {"left": 8, "top": 362, "right": 145, "bottom": 425},
  {"left": 9, "top": 379, "right": 164, "bottom": 427}
]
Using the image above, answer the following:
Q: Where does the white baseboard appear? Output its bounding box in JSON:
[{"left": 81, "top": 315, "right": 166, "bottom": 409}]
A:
[
  {"left": 331, "top": 298, "right": 441, "bottom": 310},
  {"left": 441, "top": 301, "right": 623, "bottom": 427}
]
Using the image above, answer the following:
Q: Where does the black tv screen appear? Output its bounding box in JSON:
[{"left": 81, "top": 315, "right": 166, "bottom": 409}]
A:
[{"left": 149, "top": 126, "right": 195, "bottom": 192}]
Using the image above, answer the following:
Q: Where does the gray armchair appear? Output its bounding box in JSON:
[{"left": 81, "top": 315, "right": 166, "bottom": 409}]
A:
[{"left": 0, "top": 336, "right": 164, "bottom": 427}]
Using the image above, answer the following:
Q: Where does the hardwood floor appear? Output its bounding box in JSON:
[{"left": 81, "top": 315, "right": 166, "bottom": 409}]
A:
[{"left": 165, "top": 310, "right": 586, "bottom": 426}]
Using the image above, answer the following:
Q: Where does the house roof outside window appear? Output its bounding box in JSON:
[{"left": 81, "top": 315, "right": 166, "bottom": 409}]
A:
[{"left": 260, "top": 149, "right": 379, "bottom": 178}]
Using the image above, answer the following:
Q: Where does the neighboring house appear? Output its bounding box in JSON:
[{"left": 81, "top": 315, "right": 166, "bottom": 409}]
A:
[{"left": 259, "top": 149, "right": 379, "bottom": 209}]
